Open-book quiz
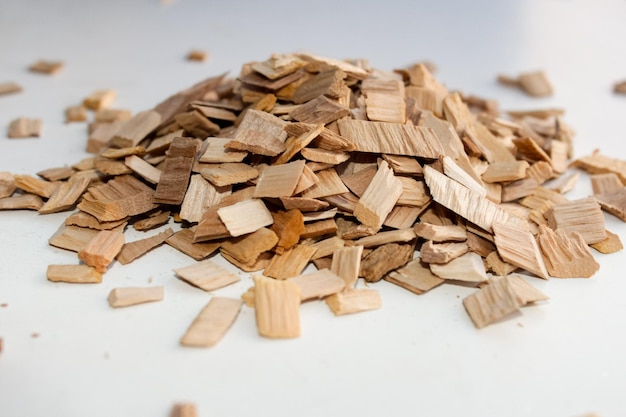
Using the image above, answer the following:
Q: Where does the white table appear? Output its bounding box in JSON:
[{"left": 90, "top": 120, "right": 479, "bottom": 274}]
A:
[{"left": 1, "top": 1, "right": 625, "bottom": 416}]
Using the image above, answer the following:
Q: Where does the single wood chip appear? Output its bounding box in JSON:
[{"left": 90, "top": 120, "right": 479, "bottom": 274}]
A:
[
  {"left": 254, "top": 275, "right": 301, "bottom": 338},
  {"left": 263, "top": 244, "right": 317, "bottom": 279},
  {"left": 220, "top": 227, "right": 278, "bottom": 265},
  {"left": 65, "top": 105, "right": 87, "bottom": 123},
  {"left": 590, "top": 173, "right": 623, "bottom": 195},
  {"left": 36, "top": 167, "right": 75, "bottom": 182},
  {"left": 110, "top": 110, "right": 161, "bottom": 148},
  {"left": 289, "top": 268, "right": 345, "bottom": 301},
  {"left": 117, "top": 228, "right": 174, "bottom": 265},
  {"left": 29, "top": 60, "right": 63, "bottom": 74},
  {"left": 180, "top": 297, "right": 243, "bottom": 348},
  {"left": 300, "top": 168, "right": 350, "bottom": 199},
  {"left": 326, "top": 289, "right": 382, "bottom": 316},
  {"left": 170, "top": 403, "right": 198, "bottom": 417},
  {"left": 108, "top": 286, "right": 164, "bottom": 308},
  {"left": 187, "top": 50, "right": 208, "bottom": 62},
  {"left": 64, "top": 211, "right": 127, "bottom": 231},
  {"left": 47, "top": 264, "right": 102, "bottom": 284},
  {"left": 414, "top": 223, "right": 466, "bottom": 242},
  {"left": 337, "top": 119, "right": 443, "bottom": 158},
  {"left": 124, "top": 155, "right": 161, "bottom": 184},
  {"left": 420, "top": 240, "right": 469, "bottom": 264},
  {"left": 537, "top": 225, "right": 599, "bottom": 278},
  {"left": 0, "top": 194, "right": 44, "bottom": 210},
  {"left": 217, "top": 199, "right": 273, "bottom": 237},
  {"left": 0, "top": 82, "right": 22, "bottom": 96},
  {"left": 180, "top": 175, "right": 230, "bottom": 223},
  {"left": 49, "top": 225, "right": 99, "bottom": 252},
  {"left": 7, "top": 117, "right": 42, "bottom": 138},
  {"left": 355, "top": 228, "right": 416, "bottom": 248},
  {"left": 590, "top": 230, "right": 623, "bottom": 254},
  {"left": 0, "top": 172, "right": 16, "bottom": 198},
  {"left": 133, "top": 210, "right": 171, "bottom": 231},
  {"left": 482, "top": 160, "right": 529, "bottom": 183},
  {"left": 595, "top": 188, "right": 626, "bottom": 222},
  {"left": 77, "top": 230, "right": 125, "bottom": 272},
  {"left": 330, "top": 245, "right": 363, "bottom": 289},
  {"left": 199, "top": 138, "right": 247, "bottom": 163},
  {"left": 518, "top": 71, "right": 554, "bottom": 97},
  {"left": 39, "top": 175, "right": 90, "bottom": 214},
  {"left": 200, "top": 162, "right": 258, "bottom": 187},
  {"left": 270, "top": 209, "right": 305, "bottom": 254},
  {"left": 174, "top": 259, "right": 240, "bottom": 291},
  {"left": 571, "top": 152, "right": 626, "bottom": 184},
  {"left": 429, "top": 252, "right": 488, "bottom": 282},
  {"left": 253, "top": 160, "right": 305, "bottom": 198},
  {"left": 463, "top": 274, "right": 546, "bottom": 329},
  {"left": 424, "top": 165, "right": 527, "bottom": 233},
  {"left": 353, "top": 160, "right": 403, "bottom": 231},
  {"left": 95, "top": 108, "right": 132, "bottom": 123},
  {"left": 226, "top": 109, "right": 288, "bottom": 156},
  {"left": 493, "top": 221, "right": 549, "bottom": 279},
  {"left": 385, "top": 258, "right": 445, "bottom": 295},
  {"left": 546, "top": 197, "right": 606, "bottom": 244},
  {"left": 153, "top": 137, "right": 199, "bottom": 205},
  {"left": 166, "top": 229, "right": 220, "bottom": 260},
  {"left": 485, "top": 251, "right": 518, "bottom": 276},
  {"left": 360, "top": 242, "right": 414, "bottom": 283},
  {"left": 291, "top": 69, "right": 346, "bottom": 103},
  {"left": 83, "top": 90, "right": 116, "bottom": 110}
]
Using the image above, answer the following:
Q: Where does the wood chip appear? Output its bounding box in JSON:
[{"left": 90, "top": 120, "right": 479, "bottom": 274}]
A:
[
  {"left": 0, "top": 194, "right": 44, "bottom": 210},
  {"left": 220, "top": 227, "right": 278, "bottom": 265},
  {"left": 289, "top": 95, "right": 351, "bottom": 125},
  {"left": 83, "top": 90, "right": 116, "bottom": 111},
  {"left": 337, "top": 119, "right": 443, "bottom": 158},
  {"left": 199, "top": 138, "right": 247, "bottom": 163},
  {"left": 590, "top": 230, "right": 623, "bottom": 254},
  {"left": 537, "top": 225, "right": 599, "bottom": 278},
  {"left": 463, "top": 275, "right": 547, "bottom": 329},
  {"left": 493, "top": 221, "right": 549, "bottom": 279},
  {"left": 108, "top": 286, "right": 164, "bottom": 307},
  {"left": 46, "top": 264, "right": 102, "bottom": 284},
  {"left": 353, "top": 160, "right": 403, "bottom": 231},
  {"left": 429, "top": 252, "right": 488, "bottom": 282},
  {"left": 385, "top": 258, "right": 444, "bottom": 295},
  {"left": 39, "top": 175, "right": 90, "bottom": 214},
  {"left": 591, "top": 173, "right": 623, "bottom": 195},
  {"left": 166, "top": 229, "right": 220, "bottom": 260},
  {"left": 65, "top": 105, "right": 87, "bottom": 123},
  {"left": 170, "top": 403, "right": 198, "bottom": 417},
  {"left": 217, "top": 199, "right": 273, "bottom": 237},
  {"left": 7, "top": 117, "right": 42, "bottom": 138},
  {"left": 200, "top": 162, "right": 258, "bottom": 187},
  {"left": 187, "top": 50, "right": 208, "bottom": 62},
  {"left": 77, "top": 230, "right": 125, "bottom": 272},
  {"left": 153, "top": 137, "right": 199, "bottom": 205},
  {"left": 546, "top": 197, "right": 606, "bottom": 244},
  {"left": 482, "top": 161, "right": 529, "bottom": 183},
  {"left": 49, "top": 225, "right": 99, "bottom": 252},
  {"left": 289, "top": 268, "right": 345, "bottom": 301},
  {"left": 300, "top": 168, "right": 349, "bottom": 199},
  {"left": 572, "top": 152, "right": 626, "bottom": 184},
  {"left": 420, "top": 240, "right": 469, "bottom": 264},
  {"left": 29, "top": 60, "right": 63, "bottom": 74},
  {"left": 360, "top": 242, "right": 414, "bottom": 283},
  {"left": 325, "top": 289, "right": 382, "bottom": 316},
  {"left": 254, "top": 160, "right": 305, "bottom": 198},
  {"left": 133, "top": 210, "right": 170, "bottom": 231},
  {"left": 499, "top": 71, "right": 553, "bottom": 97},
  {"left": 95, "top": 108, "right": 132, "bottom": 123},
  {"left": 0, "top": 82, "right": 22, "bottom": 96},
  {"left": 117, "top": 228, "right": 174, "bottom": 265},
  {"left": 595, "top": 188, "right": 626, "bottom": 222},
  {"left": 254, "top": 275, "right": 301, "bottom": 338},
  {"left": 263, "top": 244, "right": 317, "bottom": 279},
  {"left": 174, "top": 259, "right": 240, "bottom": 291},
  {"left": 414, "top": 222, "right": 466, "bottom": 242},
  {"left": 180, "top": 297, "right": 243, "bottom": 347},
  {"left": 226, "top": 109, "right": 287, "bottom": 156}
]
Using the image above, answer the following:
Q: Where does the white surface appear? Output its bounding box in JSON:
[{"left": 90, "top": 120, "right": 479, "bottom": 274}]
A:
[{"left": 1, "top": 1, "right": 626, "bottom": 416}]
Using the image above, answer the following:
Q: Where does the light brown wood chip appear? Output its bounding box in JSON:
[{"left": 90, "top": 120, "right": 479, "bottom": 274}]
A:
[
  {"left": 166, "top": 229, "right": 220, "bottom": 260},
  {"left": 330, "top": 245, "right": 363, "bottom": 289},
  {"left": 571, "top": 152, "right": 626, "bottom": 184},
  {"left": 124, "top": 155, "right": 162, "bottom": 185},
  {"left": 420, "top": 241, "right": 469, "bottom": 264},
  {"left": 83, "top": 89, "right": 116, "bottom": 110},
  {"left": 153, "top": 137, "right": 199, "bottom": 205},
  {"left": 15, "top": 175, "right": 60, "bottom": 198},
  {"left": 537, "top": 225, "right": 599, "bottom": 278},
  {"left": 414, "top": 223, "right": 466, "bottom": 242},
  {"left": 117, "top": 228, "right": 174, "bottom": 265},
  {"left": 254, "top": 275, "right": 301, "bottom": 338},
  {"left": 217, "top": 199, "right": 274, "bottom": 237},
  {"left": 263, "top": 244, "right": 317, "bottom": 280},
  {"left": 326, "top": 289, "right": 382, "bottom": 316},
  {"left": 108, "top": 286, "right": 164, "bottom": 308},
  {"left": 493, "top": 221, "right": 549, "bottom": 280},
  {"left": 39, "top": 175, "right": 90, "bottom": 214},
  {"left": 65, "top": 105, "right": 87, "bottom": 123},
  {"left": 0, "top": 82, "right": 22, "bottom": 96},
  {"left": 289, "top": 268, "right": 345, "bottom": 301},
  {"left": 226, "top": 109, "right": 288, "bottom": 156},
  {"left": 590, "top": 230, "right": 623, "bottom": 254},
  {"left": 254, "top": 160, "right": 305, "bottom": 198},
  {"left": 49, "top": 225, "right": 99, "bottom": 252},
  {"left": 546, "top": 197, "right": 606, "bottom": 244},
  {"left": 174, "top": 259, "right": 240, "bottom": 292},
  {"left": 180, "top": 297, "right": 243, "bottom": 347},
  {"left": 170, "top": 403, "right": 198, "bottom": 417},
  {"left": 77, "top": 230, "right": 125, "bottom": 272},
  {"left": 46, "top": 264, "right": 102, "bottom": 284},
  {"left": 429, "top": 252, "right": 488, "bottom": 282},
  {"left": 0, "top": 194, "right": 44, "bottom": 210},
  {"left": 29, "top": 60, "right": 63, "bottom": 74},
  {"left": 385, "top": 258, "right": 444, "bottom": 295},
  {"left": 187, "top": 50, "right": 208, "bottom": 62},
  {"left": 463, "top": 275, "right": 547, "bottom": 328},
  {"left": 220, "top": 227, "right": 278, "bottom": 265},
  {"left": 353, "top": 160, "right": 403, "bottom": 231},
  {"left": 7, "top": 117, "right": 42, "bottom": 138}
]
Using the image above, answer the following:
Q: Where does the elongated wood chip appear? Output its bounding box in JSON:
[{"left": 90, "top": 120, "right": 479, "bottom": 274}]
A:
[
  {"left": 254, "top": 275, "right": 301, "bottom": 338},
  {"left": 326, "top": 289, "right": 382, "bottom": 316},
  {"left": 47, "top": 264, "right": 102, "bottom": 284},
  {"left": 180, "top": 297, "right": 243, "bottom": 347},
  {"left": 174, "top": 259, "right": 240, "bottom": 291},
  {"left": 108, "top": 286, "right": 164, "bottom": 308}
]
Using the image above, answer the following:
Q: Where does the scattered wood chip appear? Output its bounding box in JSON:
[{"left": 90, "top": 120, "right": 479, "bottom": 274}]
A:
[
  {"left": 414, "top": 223, "right": 466, "bottom": 242},
  {"left": 590, "top": 230, "right": 623, "bottom": 254},
  {"left": 65, "top": 105, "right": 87, "bottom": 123},
  {"left": 420, "top": 240, "right": 469, "bottom": 264},
  {"left": 354, "top": 160, "right": 403, "bottom": 231},
  {"left": 326, "top": 289, "right": 382, "bottom": 316},
  {"left": 174, "top": 259, "right": 240, "bottom": 291},
  {"left": 187, "top": 50, "right": 208, "bottom": 62},
  {"left": 108, "top": 286, "right": 164, "bottom": 308},
  {"left": 77, "top": 230, "right": 125, "bottom": 272},
  {"left": 29, "top": 60, "right": 63, "bottom": 74},
  {"left": 493, "top": 221, "right": 549, "bottom": 279},
  {"left": 170, "top": 403, "right": 198, "bottom": 417},
  {"left": 429, "top": 252, "right": 488, "bottom": 282},
  {"left": 385, "top": 258, "right": 444, "bottom": 295},
  {"left": 289, "top": 269, "right": 345, "bottom": 301},
  {"left": 83, "top": 90, "right": 116, "bottom": 110},
  {"left": 254, "top": 275, "right": 301, "bottom": 338},
  {"left": 0, "top": 194, "right": 44, "bottom": 210},
  {"left": 498, "top": 70, "right": 553, "bottom": 97},
  {"left": 0, "top": 82, "right": 22, "bottom": 96},
  {"left": 360, "top": 242, "right": 414, "bottom": 283},
  {"left": 181, "top": 297, "right": 242, "bottom": 348},
  {"left": 49, "top": 225, "right": 99, "bottom": 252},
  {"left": 537, "top": 225, "right": 599, "bottom": 278},
  {"left": 7, "top": 117, "right": 42, "bottom": 138},
  {"left": 263, "top": 244, "right": 317, "bottom": 279},
  {"left": 117, "top": 228, "right": 174, "bottom": 265},
  {"left": 546, "top": 197, "right": 606, "bottom": 244},
  {"left": 166, "top": 229, "right": 220, "bottom": 260},
  {"left": 46, "top": 264, "right": 102, "bottom": 284}
]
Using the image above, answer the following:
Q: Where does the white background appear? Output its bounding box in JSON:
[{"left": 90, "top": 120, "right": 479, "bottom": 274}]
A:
[{"left": 1, "top": 1, "right": 626, "bottom": 416}]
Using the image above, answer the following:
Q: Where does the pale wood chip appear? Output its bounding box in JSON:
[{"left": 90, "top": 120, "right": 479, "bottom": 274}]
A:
[
  {"left": 8, "top": 117, "right": 42, "bottom": 138},
  {"left": 170, "top": 403, "right": 198, "bottom": 417},
  {"left": 337, "top": 119, "right": 443, "bottom": 158},
  {"left": 0, "top": 194, "right": 44, "bottom": 210},
  {"left": 263, "top": 244, "right": 317, "bottom": 279},
  {"left": 572, "top": 152, "right": 626, "bottom": 184},
  {"left": 289, "top": 269, "right": 345, "bottom": 301},
  {"left": 180, "top": 297, "right": 243, "bottom": 348},
  {"left": 166, "top": 229, "right": 220, "bottom": 260},
  {"left": 429, "top": 252, "right": 488, "bottom": 282},
  {"left": 594, "top": 188, "right": 626, "bottom": 222},
  {"left": 86, "top": 122, "right": 121, "bottom": 154},
  {"left": 329, "top": 245, "right": 363, "bottom": 290},
  {"left": 253, "top": 160, "right": 305, "bottom": 198},
  {"left": 493, "top": 221, "right": 549, "bottom": 279},
  {"left": 326, "top": 289, "right": 382, "bottom": 316},
  {"left": 29, "top": 60, "right": 63, "bottom": 74},
  {"left": 108, "top": 286, "right": 164, "bottom": 307},
  {"left": 133, "top": 210, "right": 171, "bottom": 231},
  {"left": 291, "top": 69, "right": 346, "bottom": 103},
  {"left": 546, "top": 197, "right": 606, "bottom": 244},
  {"left": 39, "top": 175, "right": 90, "bottom": 214},
  {"left": 463, "top": 275, "right": 527, "bottom": 329},
  {"left": 442, "top": 156, "right": 486, "bottom": 196},
  {"left": 382, "top": 154, "right": 423, "bottom": 175},
  {"left": 200, "top": 162, "right": 259, "bottom": 187},
  {"left": 65, "top": 105, "right": 87, "bottom": 123},
  {"left": 110, "top": 110, "right": 161, "bottom": 148},
  {"left": 518, "top": 71, "right": 554, "bottom": 97},
  {"left": 252, "top": 53, "right": 307, "bottom": 80},
  {"left": 180, "top": 175, "right": 230, "bottom": 223},
  {"left": 280, "top": 197, "right": 329, "bottom": 212},
  {"left": 485, "top": 251, "right": 518, "bottom": 276},
  {"left": 414, "top": 223, "right": 466, "bottom": 242},
  {"left": 226, "top": 109, "right": 287, "bottom": 156},
  {"left": 396, "top": 177, "right": 431, "bottom": 207},
  {"left": 385, "top": 258, "right": 444, "bottom": 295},
  {"left": 309, "top": 235, "right": 345, "bottom": 260},
  {"left": 78, "top": 230, "right": 125, "bottom": 272},
  {"left": 65, "top": 211, "right": 127, "bottom": 231},
  {"left": 384, "top": 205, "right": 424, "bottom": 229},
  {"left": 482, "top": 161, "right": 529, "bottom": 183},
  {"left": 591, "top": 173, "right": 623, "bottom": 195},
  {"left": 547, "top": 171, "right": 579, "bottom": 194},
  {"left": 289, "top": 95, "right": 351, "bottom": 125},
  {"left": 355, "top": 228, "right": 416, "bottom": 248},
  {"left": 0, "top": 172, "right": 16, "bottom": 198},
  {"left": 420, "top": 241, "right": 469, "bottom": 264},
  {"left": 174, "top": 259, "right": 240, "bottom": 291},
  {"left": 95, "top": 108, "right": 132, "bottom": 123},
  {"left": 537, "top": 225, "right": 599, "bottom": 278},
  {"left": 254, "top": 275, "right": 301, "bottom": 338},
  {"left": 221, "top": 227, "right": 278, "bottom": 265},
  {"left": 175, "top": 110, "right": 220, "bottom": 138},
  {"left": 354, "top": 160, "right": 403, "bottom": 231},
  {"left": 217, "top": 199, "right": 273, "bottom": 237},
  {"left": 36, "top": 167, "right": 75, "bottom": 182},
  {"left": 424, "top": 165, "right": 527, "bottom": 233},
  {"left": 117, "top": 228, "right": 174, "bottom": 265},
  {"left": 49, "top": 225, "right": 99, "bottom": 252},
  {"left": 300, "top": 168, "right": 349, "bottom": 199},
  {"left": 199, "top": 138, "right": 247, "bottom": 163},
  {"left": 47, "top": 264, "right": 102, "bottom": 284},
  {"left": 0, "top": 82, "right": 22, "bottom": 96},
  {"left": 83, "top": 90, "right": 116, "bottom": 110},
  {"left": 124, "top": 155, "right": 161, "bottom": 184}
]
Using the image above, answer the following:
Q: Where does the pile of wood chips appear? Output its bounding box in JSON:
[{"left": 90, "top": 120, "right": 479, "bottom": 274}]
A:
[{"left": 3, "top": 52, "right": 626, "bottom": 344}]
